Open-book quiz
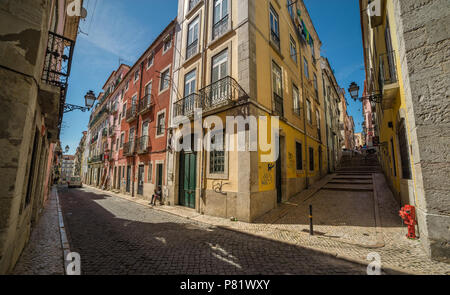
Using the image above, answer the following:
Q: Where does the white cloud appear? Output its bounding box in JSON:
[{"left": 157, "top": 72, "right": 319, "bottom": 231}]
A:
[{"left": 78, "top": 0, "right": 151, "bottom": 61}]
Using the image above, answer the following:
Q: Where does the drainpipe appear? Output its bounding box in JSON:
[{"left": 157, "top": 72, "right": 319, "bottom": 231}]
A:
[
  {"left": 132, "top": 61, "right": 145, "bottom": 198},
  {"left": 198, "top": 0, "right": 209, "bottom": 214}
]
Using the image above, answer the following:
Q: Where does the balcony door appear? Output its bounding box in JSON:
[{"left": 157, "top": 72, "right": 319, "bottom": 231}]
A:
[
  {"left": 142, "top": 121, "right": 149, "bottom": 151},
  {"left": 211, "top": 50, "right": 228, "bottom": 106},
  {"left": 184, "top": 70, "right": 197, "bottom": 114}
]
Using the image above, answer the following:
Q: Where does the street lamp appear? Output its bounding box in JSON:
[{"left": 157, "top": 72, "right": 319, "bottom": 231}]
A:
[
  {"left": 348, "top": 82, "right": 382, "bottom": 103},
  {"left": 65, "top": 145, "right": 70, "bottom": 153},
  {"left": 64, "top": 90, "right": 97, "bottom": 113}
]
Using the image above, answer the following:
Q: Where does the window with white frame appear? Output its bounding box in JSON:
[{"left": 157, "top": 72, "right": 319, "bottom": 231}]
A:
[
  {"left": 120, "top": 133, "right": 124, "bottom": 148},
  {"left": 290, "top": 35, "right": 297, "bottom": 63},
  {"left": 163, "top": 35, "right": 172, "bottom": 53},
  {"left": 147, "top": 53, "right": 154, "bottom": 68},
  {"left": 209, "top": 130, "right": 225, "bottom": 174},
  {"left": 134, "top": 70, "right": 139, "bottom": 83},
  {"left": 188, "top": 0, "right": 201, "bottom": 11},
  {"left": 211, "top": 50, "right": 228, "bottom": 83},
  {"left": 157, "top": 112, "right": 165, "bottom": 136},
  {"left": 269, "top": 5, "right": 280, "bottom": 49},
  {"left": 212, "top": 0, "right": 229, "bottom": 40},
  {"left": 125, "top": 81, "right": 129, "bottom": 91},
  {"left": 186, "top": 16, "right": 200, "bottom": 59},
  {"left": 159, "top": 68, "right": 170, "bottom": 92},
  {"left": 184, "top": 70, "right": 196, "bottom": 96}
]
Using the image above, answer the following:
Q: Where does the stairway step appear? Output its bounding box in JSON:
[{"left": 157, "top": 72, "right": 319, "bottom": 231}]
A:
[
  {"left": 323, "top": 183, "right": 373, "bottom": 191},
  {"left": 333, "top": 175, "right": 373, "bottom": 179},
  {"left": 329, "top": 179, "right": 373, "bottom": 184}
]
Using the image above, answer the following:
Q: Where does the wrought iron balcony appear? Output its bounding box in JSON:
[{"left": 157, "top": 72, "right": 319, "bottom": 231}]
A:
[
  {"left": 137, "top": 136, "right": 150, "bottom": 154},
  {"left": 42, "top": 31, "right": 75, "bottom": 89},
  {"left": 212, "top": 15, "right": 229, "bottom": 40},
  {"left": 199, "top": 76, "right": 248, "bottom": 112},
  {"left": 109, "top": 101, "right": 118, "bottom": 114},
  {"left": 173, "top": 93, "right": 201, "bottom": 117},
  {"left": 138, "top": 94, "right": 154, "bottom": 115},
  {"left": 273, "top": 93, "right": 284, "bottom": 117},
  {"left": 378, "top": 51, "right": 399, "bottom": 109},
  {"left": 88, "top": 154, "right": 103, "bottom": 164},
  {"left": 123, "top": 141, "right": 135, "bottom": 156},
  {"left": 186, "top": 39, "right": 199, "bottom": 60},
  {"left": 126, "top": 105, "right": 138, "bottom": 122}
]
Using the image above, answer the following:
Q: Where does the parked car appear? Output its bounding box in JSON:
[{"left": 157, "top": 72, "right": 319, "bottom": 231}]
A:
[{"left": 68, "top": 176, "right": 82, "bottom": 188}]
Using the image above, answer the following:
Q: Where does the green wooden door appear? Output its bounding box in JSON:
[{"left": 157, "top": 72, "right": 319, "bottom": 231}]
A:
[{"left": 179, "top": 152, "right": 196, "bottom": 209}]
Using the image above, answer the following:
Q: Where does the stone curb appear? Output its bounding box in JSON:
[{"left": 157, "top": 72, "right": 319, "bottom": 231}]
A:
[{"left": 54, "top": 187, "right": 71, "bottom": 275}]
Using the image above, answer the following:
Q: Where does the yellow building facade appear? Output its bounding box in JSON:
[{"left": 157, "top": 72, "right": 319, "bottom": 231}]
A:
[
  {"left": 360, "top": 0, "right": 449, "bottom": 261},
  {"left": 167, "top": 0, "right": 327, "bottom": 222}
]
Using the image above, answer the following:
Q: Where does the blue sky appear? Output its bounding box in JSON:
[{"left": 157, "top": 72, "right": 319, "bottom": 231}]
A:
[{"left": 61, "top": 0, "right": 365, "bottom": 154}]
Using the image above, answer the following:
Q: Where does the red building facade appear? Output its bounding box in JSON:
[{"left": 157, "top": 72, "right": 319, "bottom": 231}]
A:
[{"left": 115, "top": 20, "right": 176, "bottom": 200}]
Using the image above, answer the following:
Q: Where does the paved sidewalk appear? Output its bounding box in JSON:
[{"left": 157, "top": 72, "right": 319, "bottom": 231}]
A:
[
  {"left": 11, "top": 187, "right": 65, "bottom": 275},
  {"left": 84, "top": 177, "right": 450, "bottom": 275}
]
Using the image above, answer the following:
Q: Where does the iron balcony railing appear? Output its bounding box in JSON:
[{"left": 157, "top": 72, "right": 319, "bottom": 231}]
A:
[
  {"left": 137, "top": 136, "right": 150, "bottom": 154},
  {"left": 42, "top": 31, "right": 75, "bottom": 89},
  {"left": 273, "top": 93, "right": 284, "bottom": 117},
  {"left": 139, "top": 94, "right": 154, "bottom": 115},
  {"left": 88, "top": 154, "right": 103, "bottom": 163},
  {"left": 126, "top": 104, "right": 138, "bottom": 122},
  {"left": 270, "top": 30, "right": 280, "bottom": 51},
  {"left": 199, "top": 76, "right": 249, "bottom": 112},
  {"left": 174, "top": 76, "right": 248, "bottom": 117},
  {"left": 123, "top": 140, "right": 135, "bottom": 156},
  {"left": 173, "top": 93, "right": 201, "bottom": 117},
  {"left": 108, "top": 126, "right": 116, "bottom": 137},
  {"left": 186, "top": 39, "right": 199, "bottom": 60},
  {"left": 378, "top": 51, "right": 398, "bottom": 91},
  {"left": 212, "top": 15, "right": 229, "bottom": 40}
]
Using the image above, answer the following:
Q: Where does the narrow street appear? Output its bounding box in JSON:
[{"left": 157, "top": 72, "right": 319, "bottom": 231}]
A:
[{"left": 58, "top": 186, "right": 370, "bottom": 275}]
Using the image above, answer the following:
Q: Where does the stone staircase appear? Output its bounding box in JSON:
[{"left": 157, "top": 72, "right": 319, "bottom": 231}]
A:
[{"left": 323, "top": 152, "right": 381, "bottom": 192}]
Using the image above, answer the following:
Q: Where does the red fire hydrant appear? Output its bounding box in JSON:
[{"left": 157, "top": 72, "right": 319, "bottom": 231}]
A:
[{"left": 399, "top": 205, "right": 417, "bottom": 239}]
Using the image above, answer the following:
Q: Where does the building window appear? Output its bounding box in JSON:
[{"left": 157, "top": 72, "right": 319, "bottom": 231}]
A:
[
  {"left": 303, "top": 57, "right": 309, "bottom": 79},
  {"left": 159, "top": 68, "right": 170, "bottom": 91},
  {"left": 296, "top": 142, "right": 303, "bottom": 170},
  {"left": 188, "top": 0, "right": 201, "bottom": 11},
  {"left": 148, "top": 162, "right": 152, "bottom": 182},
  {"left": 125, "top": 81, "right": 129, "bottom": 91},
  {"left": 187, "top": 16, "right": 199, "bottom": 59},
  {"left": 163, "top": 35, "right": 172, "bottom": 53},
  {"left": 147, "top": 53, "right": 154, "bottom": 68},
  {"left": 272, "top": 61, "right": 283, "bottom": 116},
  {"left": 269, "top": 5, "right": 280, "bottom": 50},
  {"left": 309, "top": 147, "right": 314, "bottom": 171},
  {"left": 212, "top": 0, "right": 229, "bottom": 40},
  {"left": 293, "top": 84, "right": 300, "bottom": 115},
  {"left": 184, "top": 70, "right": 196, "bottom": 96},
  {"left": 290, "top": 35, "right": 297, "bottom": 63},
  {"left": 306, "top": 99, "right": 312, "bottom": 124},
  {"left": 134, "top": 70, "right": 140, "bottom": 83},
  {"left": 120, "top": 133, "right": 124, "bottom": 148},
  {"left": 209, "top": 132, "right": 225, "bottom": 174},
  {"left": 390, "top": 138, "right": 397, "bottom": 177},
  {"left": 287, "top": 0, "right": 295, "bottom": 19},
  {"left": 157, "top": 112, "right": 165, "bottom": 136},
  {"left": 212, "top": 50, "right": 228, "bottom": 82}
]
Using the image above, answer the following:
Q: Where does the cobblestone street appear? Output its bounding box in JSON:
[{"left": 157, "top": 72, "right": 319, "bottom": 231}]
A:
[{"left": 57, "top": 186, "right": 377, "bottom": 275}]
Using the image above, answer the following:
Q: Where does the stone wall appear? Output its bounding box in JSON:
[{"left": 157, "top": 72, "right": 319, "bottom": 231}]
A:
[{"left": 394, "top": 0, "right": 450, "bottom": 262}]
